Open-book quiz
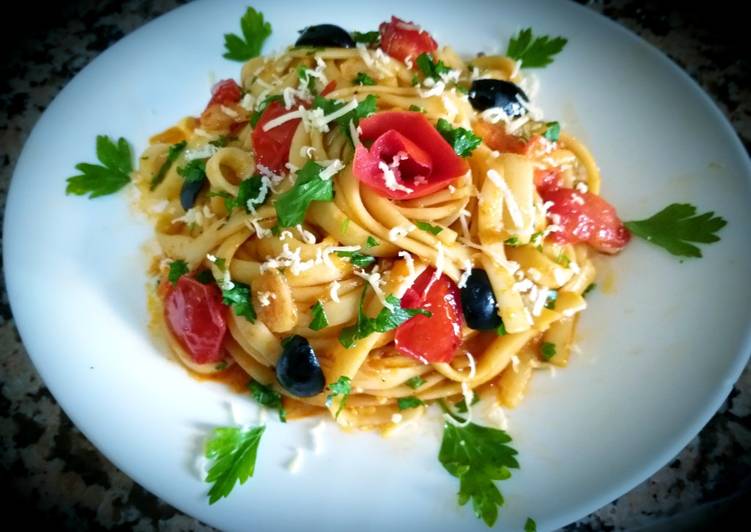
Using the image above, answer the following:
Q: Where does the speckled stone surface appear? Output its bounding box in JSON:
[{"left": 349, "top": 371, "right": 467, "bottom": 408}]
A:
[{"left": 1, "top": 1, "right": 749, "bottom": 530}]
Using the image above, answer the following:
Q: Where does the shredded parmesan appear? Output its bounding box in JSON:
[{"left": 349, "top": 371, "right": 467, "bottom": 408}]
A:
[
  {"left": 391, "top": 413, "right": 403, "bottom": 424},
  {"left": 319, "top": 159, "right": 345, "bottom": 181},
  {"left": 397, "top": 251, "right": 415, "bottom": 276},
  {"left": 257, "top": 291, "right": 276, "bottom": 307},
  {"left": 295, "top": 224, "right": 317, "bottom": 244},
  {"left": 388, "top": 224, "right": 415, "bottom": 242},
  {"left": 433, "top": 242, "right": 445, "bottom": 281},
  {"left": 329, "top": 280, "right": 341, "bottom": 302},
  {"left": 353, "top": 268, "right": 392, "bottom": 310},
  {"left": 458, "top": 259, "right": 473, "bottom": 288},
  {"left": 220, "top": 104, "right": 239, "bottom": 118},
  {"left": 379, "top": 160, "right": 414, "bottom": 194},
  {"left": 487, "top": 169, "right": 525, "bottom": 229},
  {"left": 185, "top": 144, "right": 218, "bottom": 161}
]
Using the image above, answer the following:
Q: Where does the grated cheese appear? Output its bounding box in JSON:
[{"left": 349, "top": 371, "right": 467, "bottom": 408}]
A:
[
  {"left": 299, "top": 145, "right": 316, "bottom": 158},
  {"left": 353, "top": 267, "right": 392, "bottom": 310},
  {"left": 433, "top": 242, "right": 445, "bottom": 281},
  {"left": 391, "top": 413, "right": 403, "bottom": 424},
  {"left": 532, "top": 286, "right": 551, "bottom": 317},
  {"left": 388, "top": 224, "right": 415, "bottom": 242},
  {"left": 379, "top": 159, "right": 414, "bottom": 194},
  {"left": 319, "top": 159, "right": 345, "bottom": 181},
  {"left": 257, "top": 291, "right": 276, "bottom": 307},
  {"left": 185, "top": 144, "right": 219, "bottom": 161},
  {"left": 239, "top": 93, "right": 255, "bottom": 111},
  {"left": 398, "top": 251, "right": 415, "bottom": 277},
  {"left": 487, "top": 169, "right": 525, "bottom": 229},
  {"left": 220, "top": 105, "right": 239, "bottom": 118},
  {"left": 310, "top": 420, "right": 325, "bottom": 454},
  {"left": 458, "top": 258, "right": 474, "bottom": 288},
  {"left": 329, "top": 280, "right": 341, "bottom": 302}
]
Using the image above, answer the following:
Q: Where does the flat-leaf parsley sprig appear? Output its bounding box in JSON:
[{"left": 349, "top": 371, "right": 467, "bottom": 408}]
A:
[
  {"left": 204, "top": 425, "right": 265, "bottom": 504},
  {"left": 66, "top": 135, "right": 133, "bottom": 198},
  {"left": 506, "top": 27, "right": 568, "bottom": 68},
  {"left": 625, "top": 203, "right": 727, "bottom": 258},
  {"left": 223, "top": 6, "right": 272, "bottom": 61}
]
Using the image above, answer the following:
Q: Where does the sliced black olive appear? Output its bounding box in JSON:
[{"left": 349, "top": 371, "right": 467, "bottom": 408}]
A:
[
  {"left": 459, "top": 269, "right": 503, "bottom": 330},
  {"left": 468, "top": 79, "right": 529, "bottom": 117},
  {"left": 276, "top": 335, "right": 326, "bottom": 397},
  {"left": 179, "top": 178, "right": 206, "bottom": 210},
  {"left": 295, "top": 24, "right": 355, "bottom": 48}
]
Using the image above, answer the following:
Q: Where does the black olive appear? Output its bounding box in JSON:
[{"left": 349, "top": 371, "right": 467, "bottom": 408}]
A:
[
  {"left": 468, "top": 79, "right": 529, "bottom": 117},
  {"left": 276, "top": 335, "right": 326, "bottom": 397},
  {"left": 180, "top": 178, "right": 205, "bottom": 210},
  {"left": 459, "top": 269, "right": 503, "bottom": 330},
  {"left": 295, "top": 24, "right": 355, "bottom": 48}
]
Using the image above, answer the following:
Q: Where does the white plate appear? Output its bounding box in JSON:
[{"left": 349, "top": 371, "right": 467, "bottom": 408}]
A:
[{"left": 4, "top": 0, "right": 751, "bottom": 530}]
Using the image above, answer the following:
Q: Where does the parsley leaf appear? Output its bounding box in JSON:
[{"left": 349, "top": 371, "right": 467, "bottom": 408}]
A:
[
  {"left": 365, "top": 236, "right": 379, "bottom": 249},
  {"left": 406, "top": 376, "right": 426, "bottom": 389},
  {"left": 583, "top": 283, "right": 597, "bottom": 297},
  {"left": 309, "top": 300, "right": 329, "bottom": 331},
  {"left": 352, "top": 30, "right": 380, "bottom": 46},
  {"left": 439, "top": 420, "right": 519, "bottom": 527},
  {"left": 168, "top": 259, "right": 189, "bottom": 284},
  {"left": 397, "top": 396, "right": 425, "bottom": 411},
  {"left": 335, "top": 250, "right": 376, "bottom": 268},
  {"left": 248, "top": 380, "right": 286, "bottom": 422},
  {"left": 66, "top": 135, "right": 133, "bottom": 198},
  {"left": 506, "top": 28, "right": 568, "bottom": 68},
  {"left": 496, "top": 321, "right": 507, "bottom": 336},
  {"left": 222, "top": 282, "right": 257, "bottom": 323},
  {"left": 543, "top": 121, "right": 560, "bottom": 142},
  {"left": 454, "top": 394, "right": 480, "bottom": 414},
  {"left": 177, "top": 158, "right": 207, "bottom": 184},
  {"left": 339, "top": 288, "right": 431, "bottom": 348},
  {"left": 436, "top": 118, "right": 481, "bottom": 157},
  {"left": 150, "top": 141, "right": 186, "bottom": 190},
  {"left": 236, "top": 175, "right": 268, "bottom": 213},
  {"left": 415, "top": 220, "right": 444, "bottom": 235},
  {"left": 525, "top": 517, "right": 537, "bottom": 532},
  {"left": 541, "top": 342, "right": 556, "bottom": 360},
  {"left": 274, "top": 161, "right": 334, "bottom": 227},
  {"left": 504, "top": 236, "right": 521, "bottom": 247},
  {"left": 624, "top": 203, "right": 727, "bottom": 258},
  {"left": 223, "top": 6, "right": 272, "bottom": 61},
  {"left": 353, "top": 72, "right": 375, "bottom": 86},
  {"left": 313, "top": 94, "right": 377, "bottom": 143},
  {"left": 416, "top": 52, "right": 450, "bottom": 79},
  {"left": 205, "top": 425, "right": 265, "bottom": 504},
  {"left": 325, "top": 376, "right": 352, "bottom": 418}
]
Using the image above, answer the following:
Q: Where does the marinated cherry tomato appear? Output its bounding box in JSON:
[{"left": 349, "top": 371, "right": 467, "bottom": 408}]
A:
[
  {"left": 395, "top": 268, "right": 463, "bottom": 364},
  {"left": 252, "top": 100, "right": 301, "bottom": 174},
  {"left": 379, "top": 16, "right": 437, "bottom": 62},
  {"left": 541, "top": 187, "right": 631, "bottom": 254},
  {"left": 164, "top": 276, "right": 228, "bottom": 364},
  {"left": 201, "top": 79, "right": 244, "bottom": 132},
  {"left": 353, "top": 111, "right": 467, "bottom": 199},
  {"left": 534, "top": 167, "right": 563, "bottom": 194},
  {"left": 473, "top": 121, "right": 530, "bottom": 155},
  {"left": 206, "top": 79, "right": 243, "bottom": 108}
]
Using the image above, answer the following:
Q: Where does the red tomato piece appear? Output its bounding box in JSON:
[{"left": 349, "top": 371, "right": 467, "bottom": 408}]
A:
[
  {"left": 252, "top": 100, "right": 301, "bottom": 174},
  {"left": 165, "top": 276, "right": 228, "bottom": 364},
  {"left": 206, "top": 79, "right": 243, "bottom": 109},
  {"left": 320, "top": 80, "right": 337, "bottom": 96},
  {"left": 395, "top": 268, "right": 463, "bottom": 364},
  {"left": 354, "top": 111, "right": 467, "bottom": 199},
  {"left": 541, "top": 187, "right": 631, "bottom": 254},
  {"left": 534, "top": 167, "right": 563, "bottom": 194},
  {"left": 379, "top": 16, "right": 437, "bottom": 62}
]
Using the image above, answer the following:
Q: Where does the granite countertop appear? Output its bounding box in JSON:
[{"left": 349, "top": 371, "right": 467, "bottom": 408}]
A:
[{"left": 1, "top": 1, "right": 749, "bottom": 530}]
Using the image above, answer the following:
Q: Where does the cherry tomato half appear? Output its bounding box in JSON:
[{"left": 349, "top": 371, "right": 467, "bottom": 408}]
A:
[
  {"left": 252, "top": 100, "right": 301, "bottom": 174},
  {"left": 379, "top": 16, "right": 438, "bottom": 62},
  {"left": 395, "top": 268, "right": 463, "bottom": 364},
  {"left": 165, "top": 276, "right": 228, "bottom": 364}
]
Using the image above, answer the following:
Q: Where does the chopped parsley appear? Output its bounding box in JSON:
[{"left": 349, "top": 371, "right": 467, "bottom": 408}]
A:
[
  {"left": 504, "top": 236, "right": 521, "bottom": 247},
  {"left": 544, "top": 289, "right": 558, "bottom": 310},
  {"left": 353, "top": 72, "right": 375, "bottom": 86},
  {"left": 624, "top": 203, "right": 727, "bottom": 258},
  {"left": 416, "top": 52, "right": 450, "bottom": 79},
  {"left": 365, "top": 236, "right": 379, "bottom": 249},
  {"left": 439, "top": 416, "right": 519, "bottom": 526},
  {"left": 454, "top": 394, "right": 480, "bottom": 414},
  {"left": 525, "top": 517, "right": 537, "bottom": 532},
  {"left": 168, "top": 259, "right": 189, "bottom": 284},
  {"left": 339, "top": 287, "right": 431, "bottom": 349},
  {"left": 352, "top": 30, "right": 380, "bottom": 46},
  {"left": 406, "top": 376, "right": 426, "bottom": 389},
  {"left": 583, "top": 283, "right": 597, "bottom": 297},
  {"left": 205, "top": 425, "right": 265, "bottom": 504},
  {"left": 223, "top": 6, "right": 272, "bottom": 61},
  {"left": 506, "top": 28, "right": 568, "bottom": 68},
  {"left": 248, "top": 380, "right": 286, "bottom": 422},
  {"left": 325, "top": 376, "right": 352, "bottom": 418},
  {"left": 66, "top": 135, "right": 133, "bottom": 198},
  {"left": 274, "top": 161, "right": 334, "bottom": 227},
  {"left": 313, "top": 94, "right": 377, "bottom": 143},
  {"left": 397, "top": 396, "right": 425, "bottom": 411},
  {"left": 415, "top": 220, "right": 444, "bottom": 235},
  {"left": 408, "top": 104, "right": 425, "bottom": 113},
  {"left": 334, "top": 250, "right": 376, "bottom": 268},
  {"left": 222, "top": 282, "right": 257, "bottom": 323},
  {"left": 543, "top": 121, "right": 560, "bottom": 142},
  {"left": 150, "top": 141, "right": 186, "bottom": 190},
  {"left": 233, "top": 175, "right": 268, "bottom": 213},
  {"left": 436, "top": 118, "right": 482, "bottom": 157},
  {"left": 541, "top": 342, "right": 556, "bottom": 360},
  {"left": 177, "top": 158, "right": 207, "bottom": 183},
  {"left": 309, "top": 300, "right": 329, "bottom": 331},
  {"left": 496, "top": 321, "right": 507, "bottom": 336}
]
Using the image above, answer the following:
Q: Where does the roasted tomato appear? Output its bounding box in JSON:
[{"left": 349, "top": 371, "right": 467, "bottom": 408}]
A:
[
  {"left": 542, "top": 187, "right": 631, "bottom": 254},
  {"left": 353, "top": 111, "right": 467, "bottom": 199},
  {"left": 473, "top": 121, "right": 531, "bottom": 155},
  {"left": 379, "top": 16, "right": 437, "bottom": 62},
  {"left": 395, "top": 268, "right": 463, "bottom": 364},
  {"left": 164, "top": 276, "right": 228, "bottom": 364},
  {"left": 252, "top": 100, "right": 301, "bottom": 174}
]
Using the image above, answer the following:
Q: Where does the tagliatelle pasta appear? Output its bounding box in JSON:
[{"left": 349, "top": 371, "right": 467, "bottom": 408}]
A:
[{"left": 134, "top": 16, "right": 627, "bottom": 434}]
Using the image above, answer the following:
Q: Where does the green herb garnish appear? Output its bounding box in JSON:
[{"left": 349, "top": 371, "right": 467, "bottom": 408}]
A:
[
  {"left": 397, "top": 396, "right": 425, "bottom": 411},
  {"left": 249, "top": 380, "right": 286, "bottom": 422},
  {"left": 325, "top": 376, "right": 352, "bottom": 418},
  {"left": 415, "top": 220, "right": 444, "bottom": 235},
  {"left": 543, "top": 121, "right": 560, "bottom": 142},
  {"left": 66, "top": 135, "right": 133, "bottom": 198},
  {"left": 223, "top": 6, "right": 272, "bottom": 61},
  {"left": 309, "top": 300, "right": 329, "bottom": 331},
  {"left": 205, "top": 425, "right": 265, "bottom": 503},
  {"left": 168, "top": 259, "right": 189, "bottom": 284},
  {"left": 335, "top": 250, "right": 376, "bottom": 268},
  {"left": 436, "top": 118, "right": 482, "bottom": 157},
  {"left": 150, "top": 141, "right": 186, "bottom": 190},
  {"left": 222, "top": 282, "right": 257, "bottom": 322},
  {"left": 624, "top": 203, "right": 727, "bottom": 258},
  {"left": 406, "top": 376, "right": 426, "bottom": 389},
  {"left": 506, "top": 28, "right": 568, "bottom": 68},
  {"left": 274, "top": 161, "right": 334, "bottom": 227},
  {"left": 416, "top": 52, "right": 450, "bottom": 79},
  {"left": 352, "top": 31, "right": 380, "bottom": 46},
  {"left": 353, "top": 72, "right": 375, "bottom": 86},
  {"left": 541, "top": 342, "right": 556, "bottom": 360},
  {"left": 177, "top": 158, "right": 207, "bottom": 183}
]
